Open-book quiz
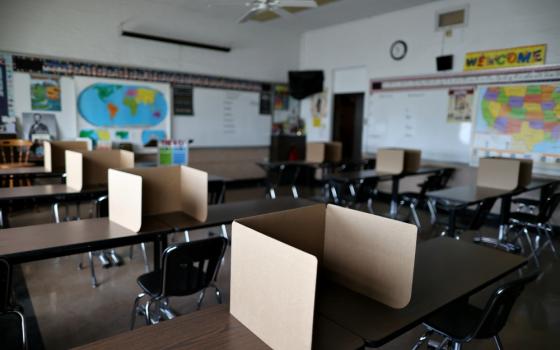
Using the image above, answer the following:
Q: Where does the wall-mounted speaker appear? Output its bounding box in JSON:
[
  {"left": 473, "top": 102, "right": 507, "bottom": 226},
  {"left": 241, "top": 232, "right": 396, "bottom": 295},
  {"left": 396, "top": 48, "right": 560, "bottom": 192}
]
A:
[{"left": 436, "top": 55, "right": 454, "bottom": 71}]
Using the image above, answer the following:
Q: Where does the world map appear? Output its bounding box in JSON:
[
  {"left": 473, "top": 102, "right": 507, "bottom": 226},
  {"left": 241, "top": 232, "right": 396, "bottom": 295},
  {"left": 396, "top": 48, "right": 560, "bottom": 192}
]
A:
[
  {"left": 78, "top": 83, "right": 167, "bottom": 127},
  {"left": 475, "top": 84, "right": 560, "bottom": 154}
]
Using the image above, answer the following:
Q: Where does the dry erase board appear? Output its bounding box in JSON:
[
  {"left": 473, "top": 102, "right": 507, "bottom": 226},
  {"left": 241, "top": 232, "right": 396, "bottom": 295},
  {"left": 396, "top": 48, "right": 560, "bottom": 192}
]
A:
[{"left": 172, "top": 87, "right": 271, "bottom": 147}]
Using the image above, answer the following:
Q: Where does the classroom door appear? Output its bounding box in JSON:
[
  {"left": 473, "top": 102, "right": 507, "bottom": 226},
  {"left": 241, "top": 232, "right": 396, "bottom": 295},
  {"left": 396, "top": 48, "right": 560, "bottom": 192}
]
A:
[{"left": 332, "top": 93, "right": 364, "bottom": 161}]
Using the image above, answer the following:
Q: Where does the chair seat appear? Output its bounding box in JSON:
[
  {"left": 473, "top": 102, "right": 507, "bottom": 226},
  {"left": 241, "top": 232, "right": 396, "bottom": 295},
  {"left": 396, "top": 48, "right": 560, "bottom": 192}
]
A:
[
  {"left": 137, "top": 271, "right": 163, "bottom": 297},
  {"left": 424, "top": 301, "right": 483, "bottom": 340},
  {"left": 510, "top": 212, "right": 540, "bottom": 225}
]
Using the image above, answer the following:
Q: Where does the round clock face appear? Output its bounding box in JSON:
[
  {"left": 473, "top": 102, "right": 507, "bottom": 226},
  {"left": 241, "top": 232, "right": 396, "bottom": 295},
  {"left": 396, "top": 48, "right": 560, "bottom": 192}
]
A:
[{"left": 390, "top": 40, "right": 407, "bottom": 60}]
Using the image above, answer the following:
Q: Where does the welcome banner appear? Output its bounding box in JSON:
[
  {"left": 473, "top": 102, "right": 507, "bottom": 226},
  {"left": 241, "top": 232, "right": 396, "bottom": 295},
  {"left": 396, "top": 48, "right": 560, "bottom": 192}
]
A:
[{"left": 464, "top": 44, "right": 546, "bottom": 71}]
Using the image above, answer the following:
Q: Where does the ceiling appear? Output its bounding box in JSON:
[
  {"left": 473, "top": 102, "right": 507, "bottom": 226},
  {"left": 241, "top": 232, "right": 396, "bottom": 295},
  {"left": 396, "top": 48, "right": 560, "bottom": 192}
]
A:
[{"left": 151, "top": 0, "right": 440, "bottom": 32}]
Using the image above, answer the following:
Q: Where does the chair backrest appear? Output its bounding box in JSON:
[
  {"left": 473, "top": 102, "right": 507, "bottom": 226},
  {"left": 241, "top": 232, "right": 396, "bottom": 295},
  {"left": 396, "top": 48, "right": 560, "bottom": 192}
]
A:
[
  {"left": 538, "top": 192, "right": 560, "bottom": 223},
  {"left": 0, "top": 139, "right": 32, "bottom": 165},
  {"left": 94, "top": 195, "right": 109, "bottom": 218},
  {"left": 0, "top": 259, "right": 10, "bottom": 312},
  {"left": 474, "top": 272, "right": 538, "bottom": 339},
  {"left": 161, "top": 236, "right": 227, "bottom": 297},
  {"left": 208, "top": 180, "right": 226, "bottom": 205},
  {"left": 355, "top": 177, "right": 378, "bottom": 202},
  {"left": 419, "top": 168, "right": 455, "bottom": 195},
  {"left": 467, "top": 197, "right": 498, "bottom": 230}
]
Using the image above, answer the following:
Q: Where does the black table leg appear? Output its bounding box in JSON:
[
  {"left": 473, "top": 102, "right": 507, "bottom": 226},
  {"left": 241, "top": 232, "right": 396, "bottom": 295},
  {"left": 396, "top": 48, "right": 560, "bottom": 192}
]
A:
[{"left": 448, "top": 208, "right": 457, "bottom": 237}]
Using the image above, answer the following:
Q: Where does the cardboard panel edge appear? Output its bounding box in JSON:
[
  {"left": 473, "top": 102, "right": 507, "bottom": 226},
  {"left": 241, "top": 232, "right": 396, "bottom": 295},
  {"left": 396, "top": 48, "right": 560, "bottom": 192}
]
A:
[
  {"left": 65, "top": 150, "right": 83, "bottom": 191},
  {"left": 108, "top": 169, "right": 143, "bottom": 232}
]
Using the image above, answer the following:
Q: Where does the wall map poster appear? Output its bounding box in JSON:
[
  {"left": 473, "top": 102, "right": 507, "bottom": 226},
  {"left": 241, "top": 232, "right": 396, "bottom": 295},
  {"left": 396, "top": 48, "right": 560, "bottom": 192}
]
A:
[{"left": 75, "top": 76, "right": 171, "bottom": 150}]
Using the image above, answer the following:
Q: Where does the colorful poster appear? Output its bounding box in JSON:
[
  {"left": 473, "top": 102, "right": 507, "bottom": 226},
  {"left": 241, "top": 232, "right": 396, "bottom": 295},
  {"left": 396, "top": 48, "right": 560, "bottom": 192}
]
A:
[
  {"left": 274, "top": 85, "right": 290, "bottom": 110},
  {"left": 464, "top": 44, "right": 546, "bottom": 71},
  {"left": 473, "top": 83, "right": 560, "bottom": 174},
  {"left": 447, "top": 88, "right": 474, "bottom": 122},
  {"left": 75, "top": 76, "right": 171, "bottom": 150},
  {"left": 30, "top": 76, "right": 61, "bottom": 111}
]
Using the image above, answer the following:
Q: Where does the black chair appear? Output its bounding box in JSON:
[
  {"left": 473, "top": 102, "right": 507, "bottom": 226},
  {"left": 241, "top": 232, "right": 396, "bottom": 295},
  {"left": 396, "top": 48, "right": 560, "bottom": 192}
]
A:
[
  {"left": 399, "top": 168, "right": 455, "bottom": 228},
  {"left": 130, "top": 236, "right": 228, "bottom": 329},
  {"left": 0, "top": 259, "right": 26, "bottom": 350},
  {"left": 512, "top": 183, "right": 559, "bottom": 214},
  {"left": 508, "top": 192, "right": 560, "bottom": 266},
  {"left": 412, "top": 272, "right": 539, "bottom": 350},
  {"left": 208, "top": 179, "right": 226, "bottom": 205},
  {"left": 437, "top": 197, "right": 498, "bottom": 239}
]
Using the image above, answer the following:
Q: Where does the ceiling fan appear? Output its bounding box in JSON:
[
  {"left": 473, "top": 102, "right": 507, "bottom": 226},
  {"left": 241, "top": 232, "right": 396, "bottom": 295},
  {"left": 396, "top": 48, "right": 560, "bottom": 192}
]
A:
[{"left": 211, "top": 0, "right": 318, "bottom": 23}]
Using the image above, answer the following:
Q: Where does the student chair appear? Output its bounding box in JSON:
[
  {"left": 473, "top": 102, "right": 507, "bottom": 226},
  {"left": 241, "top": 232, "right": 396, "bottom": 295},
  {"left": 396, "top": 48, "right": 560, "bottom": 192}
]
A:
[
  {"left": 438, "top": 197, "right": 498, "bottom": 239},
  {"left": 0, "top": 259, "right": 27, "bottom": 350},
  {"left": 412, "top": 272, "right": 538, "bottom": 350},
  {"left": 130, "top": 236, "right": 228, "bottom": 329},
  {"left": 263, "top": 163, "right": 301, "bottom": 199},
  {"left": 507, "top": 192, "right": 560, "bottom": 267},
  {"left": 512, "top": 183, "right": 558, "bottom": 214},
  {"left": 399, "top": 168, "right": 455, "bottom": 228}
]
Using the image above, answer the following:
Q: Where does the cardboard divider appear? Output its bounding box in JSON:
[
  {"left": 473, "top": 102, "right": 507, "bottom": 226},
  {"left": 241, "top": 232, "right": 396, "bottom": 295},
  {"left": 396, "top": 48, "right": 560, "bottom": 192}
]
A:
[
  {"left": 376, "top": 148, "right": 421, "bottom": 174},
  {"left": 305, "top": 142, "right": 343, "bottom": 163},
  {"left": 231, "top": 204, "right": 417, "bottom": 350},
  {"left": 108, "top": 166, "right": 208, "bottom": 232},
  {"left": 477, "top": 157, "right": 533, "bottom": 190},
  {"left": 65, "top": 150, "right": 134, "bottom": 191},
  {"left": 44, "top": 141, "right": 89, "bottom": 172}
]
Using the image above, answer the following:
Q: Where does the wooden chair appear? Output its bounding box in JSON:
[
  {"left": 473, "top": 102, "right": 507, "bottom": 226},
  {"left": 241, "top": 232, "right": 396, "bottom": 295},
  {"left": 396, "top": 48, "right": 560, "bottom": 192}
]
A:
[{"left": 0, "top": 140, "right": 34, "bottom": 187}]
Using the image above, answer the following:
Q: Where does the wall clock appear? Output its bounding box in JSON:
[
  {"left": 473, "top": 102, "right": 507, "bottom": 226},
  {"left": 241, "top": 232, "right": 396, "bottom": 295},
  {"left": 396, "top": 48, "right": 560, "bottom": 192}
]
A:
[{"left": 390, "top": 40, "right": 408, "bottom": 60}]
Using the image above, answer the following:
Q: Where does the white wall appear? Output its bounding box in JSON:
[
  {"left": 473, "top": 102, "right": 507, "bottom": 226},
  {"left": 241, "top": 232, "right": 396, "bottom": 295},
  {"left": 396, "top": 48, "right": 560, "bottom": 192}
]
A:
[
  {"left": 0, "top": 0, "right": 300, "bottom": 83},
  {"left": 299, "top": 0, "right": 560, "bottom": 147}
]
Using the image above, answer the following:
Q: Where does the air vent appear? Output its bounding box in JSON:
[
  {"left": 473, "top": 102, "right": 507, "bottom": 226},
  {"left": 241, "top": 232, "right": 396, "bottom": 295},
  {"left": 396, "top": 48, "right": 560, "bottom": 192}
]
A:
[{"left": 436, "top": 6, "right": 468, "bottom": 30}]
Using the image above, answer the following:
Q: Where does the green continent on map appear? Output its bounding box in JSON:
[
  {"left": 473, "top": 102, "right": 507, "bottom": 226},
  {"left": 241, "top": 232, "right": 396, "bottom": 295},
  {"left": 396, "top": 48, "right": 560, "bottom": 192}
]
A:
[
  {"left": 123, "top": 96, "right": 138, "bottom": 116},
  {"left": 94, "top": 85, "right": 122, "bottom": 102}
]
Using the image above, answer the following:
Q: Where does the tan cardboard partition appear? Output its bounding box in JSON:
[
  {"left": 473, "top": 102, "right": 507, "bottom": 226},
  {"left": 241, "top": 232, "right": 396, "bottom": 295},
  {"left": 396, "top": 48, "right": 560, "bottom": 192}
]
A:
[
  {"left": 44, "top": 141, "right": 88, "bottom": 172},
  {"left": 231, "top": 204, "right": 417, "bottom": 350},
  {"left": 108, "top": 166, "right": 208, "bottom": 232},
  {"left": 376, "top": 148, "right": 421, "bottom": 174},
  {"left": 305, "top": 142, "right": 343, "bottom": 163},
  {"left": 477, "top": 157, "right": 533, "bottom": 190},
  {"left": 65, "top": 150, "right": 134, "bottom": 191}
]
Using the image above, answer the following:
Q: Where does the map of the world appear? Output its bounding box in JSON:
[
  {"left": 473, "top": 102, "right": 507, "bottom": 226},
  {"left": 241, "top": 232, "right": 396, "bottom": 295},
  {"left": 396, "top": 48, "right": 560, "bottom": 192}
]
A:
[
  {"left": 475, "top": 83, "right": 560, "bottom": 154},
  {"left": 78, "top": 83, "right": 167, "bottom": 127}
]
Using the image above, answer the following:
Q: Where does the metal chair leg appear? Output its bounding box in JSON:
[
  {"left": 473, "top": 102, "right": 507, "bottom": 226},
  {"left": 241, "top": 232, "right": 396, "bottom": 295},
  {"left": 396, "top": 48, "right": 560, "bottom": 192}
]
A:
[
  {"left": 184, "top": 230, "right": 190, "bottom": 242},
  {"left": 88, "top": 251, "right": 98, "bottom": 288},
  {"left": 522, "top": 227, "right": 540, "bottom": 268},
  {"left": 140, "top": 243, "right": 150, "bottom": 272},
  {"left": 436, "top": 337, "right": 449, "bottom": 350},
  {"left": 197, "top": 289, "right": 207, "bottom": 310},
  {"left": 130, "top": 293, "right": 145, "bottom": 330},
  {"left": 543, "top": 225, "right": 557, "bottom": 257},
  {"left": 493, "top": 335, "right": 503, "bottom": 350},
  {"left": 129, "top": 245, "right": 134, "bottom": 259},
  {"left": 427, "top": 199, "right": 437, "bottom": 225},
  {"left": 367, "top": 198, "right": 374, "bottom": 213},
  {"left": 220, "top": 224, "right": 229, "bottom": 241},
  {"left": 411, "top": 329, "right": 433, "bottom": 350},
  {"left": 291, "top": 185, "right": 299, "bottom": 199},
  {"left": 409, "top": 203, "right": 421, "bottom": 228},
  {"left": 211, "top": 283, "right": 222, "bottom": 304}
]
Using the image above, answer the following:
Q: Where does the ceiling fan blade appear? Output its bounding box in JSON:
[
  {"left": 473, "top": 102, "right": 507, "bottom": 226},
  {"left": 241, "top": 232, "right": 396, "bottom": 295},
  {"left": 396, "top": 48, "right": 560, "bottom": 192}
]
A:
[
  {"left": 278, "top": 0, "right": 318, "bottom": 8},
  {"left": 271, "top": 7, "right": 294, "bottom": 19},
  {"left": 238, "top": 8, "right": 261, "bottom": 23}
]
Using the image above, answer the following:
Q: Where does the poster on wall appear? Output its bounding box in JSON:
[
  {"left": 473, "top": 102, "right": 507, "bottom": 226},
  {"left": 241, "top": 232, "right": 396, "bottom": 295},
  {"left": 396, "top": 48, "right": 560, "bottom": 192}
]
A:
[
  {"left": 447, "top": 87, "right": 474, "bottom": 123},
  {"left": 274, "top": 85, "right": 290, "bottom": 111},
  {"left": 472, "top": 83, "right": 560, "bottom": 175},
  {"left": 22, "top": 112, "right": 58, "bottom": 141},
  {"left": 173, "top": 84, "right": 194, "bottom": 116},
  {"left": 310, "top": 90, "right": 328, "bottom": 128},
  {"left": 464, "top": 44, "right": 546, "bottom": 71},
  {"left": 74, "top": 76, "right": 171, "bottom": 150},
  {"left": 30, "top": 75, "right": 61, "bottom": 111}
]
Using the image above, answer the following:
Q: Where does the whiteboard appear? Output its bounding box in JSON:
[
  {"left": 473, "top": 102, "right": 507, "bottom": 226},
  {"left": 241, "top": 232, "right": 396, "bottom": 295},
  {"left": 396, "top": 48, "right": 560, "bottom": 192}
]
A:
[
  {"left": 364, "top": 90, "right": 473, "bottom": 163},
  {"left": 173, "top": 87, "right": 271, "bottom": 147}
]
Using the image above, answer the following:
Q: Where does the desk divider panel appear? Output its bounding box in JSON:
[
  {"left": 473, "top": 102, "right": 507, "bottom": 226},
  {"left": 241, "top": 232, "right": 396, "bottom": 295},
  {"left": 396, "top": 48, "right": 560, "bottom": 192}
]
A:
[
  {"left": 477, "top": 157, "right": 533, "bottom": 190},
  {"left": 44, "top": 141, "right": 89, "bottom": 172},
  {"left": 65, "top": 150, "right": 135, "bottom": 191},
  {"left": 231, "top": 204, "right": 417, "bottom": 350},
  {"left": 108, "top": 166, "right": 208, "bottom": 232},
  {"left": 376, "top": 148, "right": 421, "bottom": 174}
]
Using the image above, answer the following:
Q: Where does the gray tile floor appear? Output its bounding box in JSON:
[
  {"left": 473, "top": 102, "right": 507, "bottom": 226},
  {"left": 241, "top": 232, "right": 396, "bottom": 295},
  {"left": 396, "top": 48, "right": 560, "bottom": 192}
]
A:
[{"left": 9, "top": 186, "right": 560, "bottom": 349}]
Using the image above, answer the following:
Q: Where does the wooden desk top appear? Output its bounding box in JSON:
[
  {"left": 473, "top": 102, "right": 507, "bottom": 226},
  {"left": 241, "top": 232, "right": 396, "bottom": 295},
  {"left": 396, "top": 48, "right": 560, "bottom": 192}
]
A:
[
  {"left": 0, "top": 217, "right": 170, "bottom": 263},
  {"left": 316, "top": 237, "right": 526, "bottom": 347},
  {"left": 329, "top": 166, "right": 449, "bottom": 183},
  {"left": 74, "top": 304, "right": 364, "bottom": 350},
  {"left": 0, "top": 166, "right": 53, "bottom": 176},
  {"left": 0, "top": 184, "right": 107, "bottom": 202},
  {"left": 74, "top": 305, "right": 271, "bottom": 350},
  {"left": 427, "top": 178, "right": 559, "bottom": 207},
  {"left": 156, "top": 197, "right": 317, "bottom": 231}
]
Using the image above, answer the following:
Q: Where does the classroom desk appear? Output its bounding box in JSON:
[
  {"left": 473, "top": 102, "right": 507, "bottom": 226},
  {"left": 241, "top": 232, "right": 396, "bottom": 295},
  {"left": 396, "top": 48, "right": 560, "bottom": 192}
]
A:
[
  {"left": 0, "top": 166, "right": 65, "bottom": 186},
  {"left": 316, "top": 237, "right": 526, "bottom": 348},
  {"left": 427, "top": 179, "right": 559, "bottom": 238},
  {"left": 74, "top": 304, "right": 365, "bottom": 350},
  {"left": 328, "top": 166, "right": 453, "bottom": 218}
]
